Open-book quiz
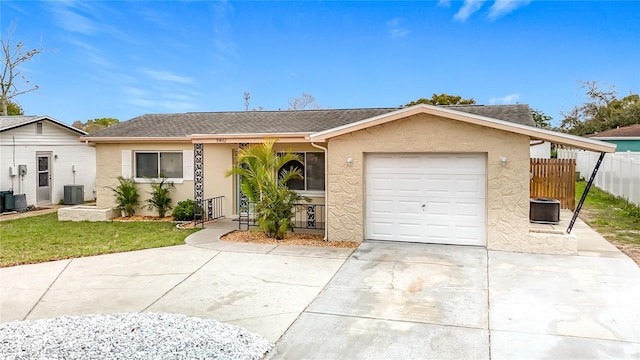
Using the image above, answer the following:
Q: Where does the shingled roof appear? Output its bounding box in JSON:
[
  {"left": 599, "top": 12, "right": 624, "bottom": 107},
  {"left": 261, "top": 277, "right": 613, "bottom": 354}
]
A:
[
  {"left": 83, "top": 104, "right": 534, "bottom": 139},
  {"left": 0, "top": 115, "right": 86, "bottom": 135},
  {"left": 587, "top": 124, "right": 640, "bottom": 138}
]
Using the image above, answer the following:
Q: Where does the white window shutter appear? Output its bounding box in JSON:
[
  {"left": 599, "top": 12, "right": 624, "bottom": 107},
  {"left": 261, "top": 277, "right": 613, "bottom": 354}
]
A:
[
  {"left": 121, "top": 150, "right": 132, "bottom": 178},
  {"left": 183, "top": 150, "right": 194, "bottom": 180}
]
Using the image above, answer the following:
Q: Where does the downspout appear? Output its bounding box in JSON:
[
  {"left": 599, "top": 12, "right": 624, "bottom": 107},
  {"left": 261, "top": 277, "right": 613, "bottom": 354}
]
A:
[
  {"left": 311, "top": 142, "right": 328, "bottom": 240},
  {"left": 567, "top": 152, "right": 606, "bottom": 234}
]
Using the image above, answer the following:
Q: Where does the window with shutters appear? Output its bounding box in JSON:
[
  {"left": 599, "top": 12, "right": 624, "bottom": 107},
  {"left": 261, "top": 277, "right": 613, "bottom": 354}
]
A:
[{"left": 134, "top": 151, "right": 183, "bottom": 180}]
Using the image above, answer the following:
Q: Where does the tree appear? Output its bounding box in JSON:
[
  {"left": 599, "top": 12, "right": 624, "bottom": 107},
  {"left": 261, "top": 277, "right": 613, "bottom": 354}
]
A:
[
  {"left": 225, "top": 139, "right": 308, "bottom": 239},
  {"left": 559, "top": 81, "right": 640, "bottom": 136},
  {"left": 530, "top": 108, "right": 552, "bottom": 129},
  {"left": 72, "top": 117, "right": 119, "bottom": 133},
  {"left": 1, "top": 23, "right": 44, "bottom": 116},
  {"left": 6, "top": 99, "right": 23, "bottom": 115},
  {"left": 405, "top": 93, "right": 476, "bottom": 106},
  {"left": 288, "top": 93, "right": 323, "bottom": 110}
]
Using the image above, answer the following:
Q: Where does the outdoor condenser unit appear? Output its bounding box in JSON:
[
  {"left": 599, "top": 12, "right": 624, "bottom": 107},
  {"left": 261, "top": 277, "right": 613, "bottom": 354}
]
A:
[
  {"left": 529, "top": 198, "right": 560, "bottom": 224},
  {"left": 63, "top": 185, "right": 84, "bottom": 205}
]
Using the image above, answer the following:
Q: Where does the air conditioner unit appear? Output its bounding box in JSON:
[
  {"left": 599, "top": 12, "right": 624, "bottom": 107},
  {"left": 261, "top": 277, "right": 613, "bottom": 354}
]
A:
[
  {"left": 530, "top": 198, "right": 560, "bottom": 224},
  {"left": 64, "top": 185, "right": 84, "bottom": 205}
]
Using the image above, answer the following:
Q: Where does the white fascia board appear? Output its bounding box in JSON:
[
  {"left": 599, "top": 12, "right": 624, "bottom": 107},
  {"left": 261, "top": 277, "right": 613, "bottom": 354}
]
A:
[{"left": 309, "top": 104, "right": 617, "bottom": 153}]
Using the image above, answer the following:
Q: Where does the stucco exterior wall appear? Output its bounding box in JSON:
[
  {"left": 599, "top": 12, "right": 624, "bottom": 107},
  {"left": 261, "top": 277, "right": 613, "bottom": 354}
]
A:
[
  {"left": 326, "top": 113, "right": 533, "bottom": 252},
  {"left": 96, "top": 142, "right": 326, "bottom": 218},
  {"left": 95, "top": 142, "right": 194, "bottom": 216},
  {"left": 202, "top": 143, "right": 236, "bottom": 217}
]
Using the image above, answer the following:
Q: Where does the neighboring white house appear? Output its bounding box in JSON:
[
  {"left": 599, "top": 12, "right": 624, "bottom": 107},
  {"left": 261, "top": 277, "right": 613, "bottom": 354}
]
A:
[
  {"left": 530, "top": 140, "right": 551, "bottom": 158},
  {"left": 0, "top": 116, "right": 96, "bottom": 207}
]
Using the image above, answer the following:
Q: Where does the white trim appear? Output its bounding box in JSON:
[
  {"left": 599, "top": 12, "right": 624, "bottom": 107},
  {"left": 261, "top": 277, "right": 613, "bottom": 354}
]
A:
[
  {"left": 133, "top": 178, "right": 184, "bottom": 184},
  {"left": 308, "top": 104, "right": 617, "bottom": 153},
  {"left": 297, "top": 190, "right": 325, "bottom": 198}
]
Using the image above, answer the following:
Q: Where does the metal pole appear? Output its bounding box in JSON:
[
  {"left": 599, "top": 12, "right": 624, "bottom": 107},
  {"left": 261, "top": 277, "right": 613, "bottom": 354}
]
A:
[{"left": 567, "top": 152, "right": 606, "bottom": 233}]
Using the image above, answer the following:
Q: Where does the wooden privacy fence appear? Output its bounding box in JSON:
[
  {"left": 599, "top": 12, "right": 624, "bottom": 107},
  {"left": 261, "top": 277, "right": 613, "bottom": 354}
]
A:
[{"left": 530, "top": 158, "right": 576, "bottom": 210}]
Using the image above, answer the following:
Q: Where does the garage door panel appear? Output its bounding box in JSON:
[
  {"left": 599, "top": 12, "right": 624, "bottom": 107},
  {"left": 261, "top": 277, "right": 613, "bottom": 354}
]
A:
[
  {"left": 455, "top": 178, "right": 486, "bottom": 197},
  {"left": 365, "top": 153, "right": 486, "bottom": 246},
  {"left": 398, "top": 199, "right": 422, "bottom": 216},
  {"left": 397, "top": 222, "right": 423, "bottom": 240},
  {"left": 396, "top": 177, "right": 422, "bottom": 195},
  {"left": 367, "top": 175, "right": 395, "bottom": 194},
  {"left": 368, "top": 198, "right": 395, "bottom": 217},
  {"left": 368, "top": 199, "right": 423, "bottom": 220},
  {"left": 369, "top": 220, "right": 395, "bottom": 238}
]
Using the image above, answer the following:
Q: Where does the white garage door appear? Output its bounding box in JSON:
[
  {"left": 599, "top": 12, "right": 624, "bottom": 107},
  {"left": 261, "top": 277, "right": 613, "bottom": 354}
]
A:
[{"left": 365, "top": 153, "right": 486, "bottom": 246}]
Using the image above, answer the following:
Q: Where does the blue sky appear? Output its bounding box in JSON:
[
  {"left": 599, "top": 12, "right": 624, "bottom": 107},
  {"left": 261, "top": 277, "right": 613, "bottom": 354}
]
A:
[{"left": 2, "top": 1, "right": 639, "bottom": 126}]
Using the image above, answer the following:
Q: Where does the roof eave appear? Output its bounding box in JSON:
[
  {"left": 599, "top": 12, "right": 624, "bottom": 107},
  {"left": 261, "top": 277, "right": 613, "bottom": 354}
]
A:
[
  {"left": 189, "top": 132, "right": 312, "bottom": 143},
  {"left": 80, "top": 136, "right": 191, "bottom": 144},
  {"left": 1, "top": 116, "right": 87, "bottom": 135},
  {"left": 309, "top": 104, "right": 617, "bottom": 153}
]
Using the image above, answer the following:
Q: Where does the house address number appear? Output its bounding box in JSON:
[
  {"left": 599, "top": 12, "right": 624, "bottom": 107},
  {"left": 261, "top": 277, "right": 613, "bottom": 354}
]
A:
[{"left": 216, "top": 138, "right": 227, "bottom": 143}]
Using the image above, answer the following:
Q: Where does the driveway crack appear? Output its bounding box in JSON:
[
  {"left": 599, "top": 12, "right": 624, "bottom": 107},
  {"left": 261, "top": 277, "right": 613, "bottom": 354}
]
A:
[
  {"left": 228, "top": 273, "right": 320, "bottom": 288},
  {"left": 23, "top": 259, "right": 73, "bottom": 320}
]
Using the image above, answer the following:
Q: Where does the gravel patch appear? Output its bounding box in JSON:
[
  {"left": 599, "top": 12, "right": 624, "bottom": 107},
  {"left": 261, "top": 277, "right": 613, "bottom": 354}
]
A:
[{"left": 0, "top": 313, "right": 273, "bottom": 359}]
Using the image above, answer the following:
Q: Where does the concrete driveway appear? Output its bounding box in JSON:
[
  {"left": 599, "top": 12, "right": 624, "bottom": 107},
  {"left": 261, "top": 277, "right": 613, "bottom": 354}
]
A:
[
  {"left": 2, "top": 219, "right": 639, "bottom": 359},
  {"left": 271, "top": 241, "right": 640, "bottom": 359}
]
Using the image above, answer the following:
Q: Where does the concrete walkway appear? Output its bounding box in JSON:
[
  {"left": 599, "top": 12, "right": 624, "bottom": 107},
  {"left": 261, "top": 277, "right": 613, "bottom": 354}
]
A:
[{"left": 1, "top": 218, "right": 639, "bottom": 359}]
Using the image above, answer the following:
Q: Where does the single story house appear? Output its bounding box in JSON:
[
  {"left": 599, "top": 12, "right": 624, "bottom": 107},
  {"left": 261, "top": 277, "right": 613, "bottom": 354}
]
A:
[
  {"left": 0, "top": 116, "right": 96, "bottom": 207},
  {"left": 587, "top": 124, "right": 640, "bottom": 152},
  {"left": 82, "top": 104, "right": 615, "bottom": 254}
]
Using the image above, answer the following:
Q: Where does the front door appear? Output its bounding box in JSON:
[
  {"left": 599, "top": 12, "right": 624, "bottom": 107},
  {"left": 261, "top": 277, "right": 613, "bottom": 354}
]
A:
[{"left": 36, "top": 153, "right": 52, "bottom": 204}]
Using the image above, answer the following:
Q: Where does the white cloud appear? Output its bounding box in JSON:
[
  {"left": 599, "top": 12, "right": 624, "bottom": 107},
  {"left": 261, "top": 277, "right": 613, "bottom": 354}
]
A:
[
  {"left": 489, "top": 93, "right": 521, "bottom": 104},
  {"left": 449, "top": 0, "right": 531, "bottom": 21},
  {"left": 454, "top": 0, "right": 487, "bottom": 22},
  {"left": 141, "top": 70, "right": 195, "bottom": 84},
  {"left": 210, "top": 1, "right": 239, "bottom": 59},
  {"left": 48, "top": 2, "right": 96, "bottom": 35},
  {"left": 488, "top": 0, "right": 533, "bottom": 20},
  {"left": 387, "top": 18, "right": 410, "bottom": 38}
]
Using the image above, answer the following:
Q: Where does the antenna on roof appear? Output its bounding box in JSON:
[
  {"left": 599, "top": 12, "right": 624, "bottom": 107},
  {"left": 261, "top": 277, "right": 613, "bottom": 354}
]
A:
[{"left": 244, "top": 92, "right": 250, "bottom": 111}]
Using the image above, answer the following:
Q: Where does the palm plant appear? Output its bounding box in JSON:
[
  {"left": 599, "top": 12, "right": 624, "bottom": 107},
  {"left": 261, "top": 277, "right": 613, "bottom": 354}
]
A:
[
  {"left": 108, "top": 176, "right": 140, "bottom": 217},
  {"left": 146, "top": 178, "right": 175, "bottom": 218},
  {"left": 226, "top": 139, "right": 308, "bottom": 239}
]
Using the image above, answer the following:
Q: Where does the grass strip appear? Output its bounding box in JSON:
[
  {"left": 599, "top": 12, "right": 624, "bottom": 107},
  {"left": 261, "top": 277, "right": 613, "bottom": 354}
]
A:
[
  {"left": 576, "top": 181, "right": 640, "bottom": 245},
  {"left": 0, "top": 213, "right": 201, "bottom": 267}
]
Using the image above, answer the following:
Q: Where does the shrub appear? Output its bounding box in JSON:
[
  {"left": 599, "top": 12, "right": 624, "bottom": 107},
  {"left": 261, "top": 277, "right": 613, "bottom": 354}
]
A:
[
  {"left": 172, "top": 199, "right": 203, "bottom": 221},
  {"left": 226, "top": 139, "right": 308, "bottom": 239},
  {"left": 255, "top": 185, "right": 306, "bottom": 240},
  {"left": 146, "top": 178, "right": 174, "bottom": 218},
  {"left": 108, "top": 177, "right": 140, "bottom": 217}
]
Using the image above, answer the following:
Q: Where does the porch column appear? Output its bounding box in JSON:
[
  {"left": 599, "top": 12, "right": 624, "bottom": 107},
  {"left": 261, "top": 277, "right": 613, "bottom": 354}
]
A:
[{"left": 194, "top": 143, "right": 204, "bottom": 205}]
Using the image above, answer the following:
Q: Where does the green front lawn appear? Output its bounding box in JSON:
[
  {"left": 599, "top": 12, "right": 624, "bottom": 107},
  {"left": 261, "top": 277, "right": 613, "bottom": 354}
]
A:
[
  {"left": 576, "top": 181, "right": 640, "bottom": 245},
  {"left": 0, "top": 213, "right": 201, "bottom": 267}
]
